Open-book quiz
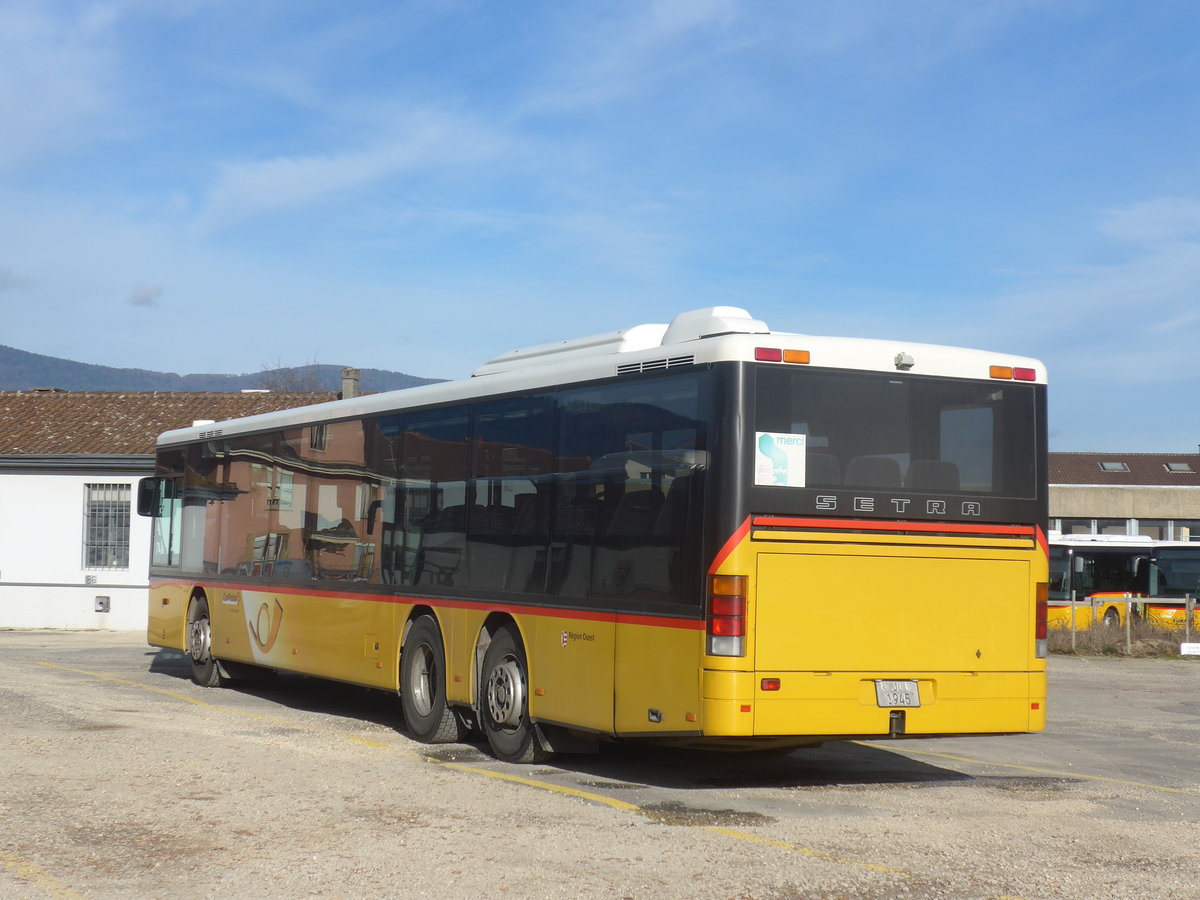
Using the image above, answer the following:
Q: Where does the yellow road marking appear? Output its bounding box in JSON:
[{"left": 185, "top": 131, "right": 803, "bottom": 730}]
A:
[
  {"left": 858, "top": 741, "right": 1200, "bottom": 797},
  {"left": 435, "top": 761, "right": 640, "bottom": 811},
  {"left": 34, "top": 662, "right": 1037, "bottom": 899},
  {"left": 0, "top": 852, "right": 89, "bottom": 900}
]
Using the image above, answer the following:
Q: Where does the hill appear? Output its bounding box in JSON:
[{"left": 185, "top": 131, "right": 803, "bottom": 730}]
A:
[{"left": 0, "top": 345, "right": 442, "bottom": 393}]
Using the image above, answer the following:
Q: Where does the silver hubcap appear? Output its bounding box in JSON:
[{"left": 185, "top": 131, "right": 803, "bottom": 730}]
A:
[
  {"left": 188, "top": 613, "right": 211, "bottom": 664},
  {"left": 408, "top": 644, "right": 435, "bottom": 717},
  {"left": 486, "top": 656, "right": 525, "bottom": 729}
]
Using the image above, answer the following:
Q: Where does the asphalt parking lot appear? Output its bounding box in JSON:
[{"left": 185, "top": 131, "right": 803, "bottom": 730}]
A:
[{"left": 2, "top": 631, "right": 1198, "bottom": 900}]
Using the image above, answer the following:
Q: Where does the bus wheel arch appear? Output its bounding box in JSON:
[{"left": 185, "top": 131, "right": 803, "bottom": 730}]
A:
[
  {"left": 477, "top": 618, "right": 549, "bottom": 763},
  {"left": 399, "top": 611, "right": 466, "bottom": 744},
  {"left": 1102, "top": 605, "right": 1121, "bottom": 627},
  {"left": 185, "top": 591, "right": 222, "bottom": 688}
]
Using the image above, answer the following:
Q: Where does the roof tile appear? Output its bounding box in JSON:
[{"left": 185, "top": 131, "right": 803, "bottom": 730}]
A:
[{"left": 0, "top": 391, "right": 336, "bottom": 455}]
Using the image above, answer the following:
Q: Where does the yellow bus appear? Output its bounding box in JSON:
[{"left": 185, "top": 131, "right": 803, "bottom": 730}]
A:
[
  {"left": 139, "top": 306, "right": 1048, "bottom": 762},
  {"left": 1047, "top": 535, "right": 1200, "bottom": 630}
]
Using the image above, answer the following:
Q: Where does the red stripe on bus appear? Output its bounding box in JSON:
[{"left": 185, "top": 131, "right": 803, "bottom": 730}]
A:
[
  {"left": 708, "top": 516, "right": 752, "bottom": 574},
  {"left": 1035, "top": 525, "right": 1048, "bottom": 557},
  {"left": 751, "top": 516, "right": 1036, "bottom": 537},
  {"left": 147, "top": 578, "right": 701, "bottom": 629}
]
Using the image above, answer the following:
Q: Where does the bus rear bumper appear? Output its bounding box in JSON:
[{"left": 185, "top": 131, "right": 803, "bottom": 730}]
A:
[{"left": 701, "top": 669, "right": 1047, "bottom": 737}]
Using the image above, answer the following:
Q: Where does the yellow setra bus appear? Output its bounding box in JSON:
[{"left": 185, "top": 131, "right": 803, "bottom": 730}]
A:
[{"left": 139, "top": 307, "right": 1048, "bottom": 762}]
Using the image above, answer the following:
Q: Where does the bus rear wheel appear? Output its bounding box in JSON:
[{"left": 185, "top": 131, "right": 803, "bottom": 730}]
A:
[
  {"left": 480, "top": 626, "right": 549, "bottom": 763},
  {"left": 400, "top": 616, "right": 466, "bottom": 744},
  {"left": 186, "top": 595, "right": 222, "bottom": 687}
]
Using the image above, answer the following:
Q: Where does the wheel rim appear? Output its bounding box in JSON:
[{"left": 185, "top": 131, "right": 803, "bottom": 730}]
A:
[
  {"left": 486, "top": 655, "right": 525, "bottom": 729},
  {"left": 188, "top": 612, "right": 211, "bottom": 664},
  {"left": 408, "top": 643, "right": 435, "bottom": 717}
]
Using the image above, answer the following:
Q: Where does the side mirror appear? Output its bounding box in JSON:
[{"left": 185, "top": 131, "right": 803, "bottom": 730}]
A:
[{"left": 136, "top": 477, "right": 160, "bottom": 517}]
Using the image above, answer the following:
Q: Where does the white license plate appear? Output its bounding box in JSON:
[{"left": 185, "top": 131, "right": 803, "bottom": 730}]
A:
[{"left": 875, "top": 680, "right": 921, "bottom": 708}]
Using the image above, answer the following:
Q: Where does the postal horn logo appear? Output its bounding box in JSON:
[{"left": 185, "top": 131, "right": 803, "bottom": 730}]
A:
[{"left": 249, "top": 598, "right": 284, "bottom": 652}]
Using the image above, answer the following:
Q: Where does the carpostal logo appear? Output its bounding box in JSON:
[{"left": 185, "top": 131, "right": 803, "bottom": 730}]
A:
[{"left": 814, "top": 496, "right": 983, "bottom": 517}]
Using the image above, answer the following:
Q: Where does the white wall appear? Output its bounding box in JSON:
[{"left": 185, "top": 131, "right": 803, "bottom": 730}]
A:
[{"left": 0, "top": 470, "right": 151, "bottom": 630}]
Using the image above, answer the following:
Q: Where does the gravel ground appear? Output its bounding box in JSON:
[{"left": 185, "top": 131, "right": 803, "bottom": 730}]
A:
[{"left": 1, "top": 631, "right": 1198, "bottom": 900}]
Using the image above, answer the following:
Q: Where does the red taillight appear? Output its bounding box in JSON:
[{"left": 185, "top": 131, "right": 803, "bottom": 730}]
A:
[
  {"left": 1035, "top": 583, "right": 1048, "bottom": 640},
  {"left": 1035, "top": 582, "right": 1048, "bottom": 659},
  {"left": 754, "top": 347, "right": 783, "bottom": 362},
  {"left": 1013, "top": 367, "right": 1037, "bottom": 381},
  {"left": 707, "top": 574, "right": 747, "bottom": 656}
]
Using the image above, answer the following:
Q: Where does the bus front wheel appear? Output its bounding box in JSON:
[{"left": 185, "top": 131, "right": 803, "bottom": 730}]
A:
[
  {"left": 186, "top": 595, "right": 222, "bottom": 687},
  {"left": 480, "top": 626, "right": 549, "bottom": 764},
  {"left": 400, "top": 616, "right": 466, "bottom": 744}
]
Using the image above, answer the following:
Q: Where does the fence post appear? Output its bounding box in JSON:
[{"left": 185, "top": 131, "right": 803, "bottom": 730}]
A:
[
  {"left": 1070, "top": 590, "right": 1077, "bottom": 652},
  {"left": 1124, "top": 593, "right": 1132, "bottom": 654}
]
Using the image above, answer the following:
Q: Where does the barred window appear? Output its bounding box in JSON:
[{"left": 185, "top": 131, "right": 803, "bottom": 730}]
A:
[{"left": 84, "top": 483, "right": 131, "bottom": 569}]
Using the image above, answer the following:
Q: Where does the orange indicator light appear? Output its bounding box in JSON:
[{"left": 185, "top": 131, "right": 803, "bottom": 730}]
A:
[
  {"left": 989, "top": 365, "right": 1014, "bottom": 379},
  {"left": 783, "top": 349, "right": 810, "bottom": 364}
]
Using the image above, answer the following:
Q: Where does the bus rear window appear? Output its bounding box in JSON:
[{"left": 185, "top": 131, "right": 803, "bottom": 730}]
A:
[{"left": 754, "top": 367, "right": 1038, "bottom": 499}]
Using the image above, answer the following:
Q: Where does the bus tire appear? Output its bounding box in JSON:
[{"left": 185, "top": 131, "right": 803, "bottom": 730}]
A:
[
  {"left": 480, "top": 626, "right": 549, "bottom": 764},
  {"left": 186, "top": 595, "right": 222, "bottom": 688},
  {"left": 400, "top": 616, "right": 465, "bottom": 744}
]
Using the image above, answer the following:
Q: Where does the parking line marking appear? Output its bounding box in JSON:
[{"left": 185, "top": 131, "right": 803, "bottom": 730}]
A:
[
  {"left": 858, "top": 742, "right": 1200, "bottom": 797},
  {"left": 0, "top": 851, "right": 89, "bottom": 900},
  {"left": 434, "top": 761, "right": 641, "bottom": 811}
]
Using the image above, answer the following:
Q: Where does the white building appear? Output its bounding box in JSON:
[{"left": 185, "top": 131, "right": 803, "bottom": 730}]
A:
[{"left": 0, "top": 389, "right": 333, "bottom": 630}]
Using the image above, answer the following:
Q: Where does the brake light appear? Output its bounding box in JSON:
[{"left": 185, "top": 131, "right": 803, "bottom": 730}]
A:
[
  {"left": 707, "top": 574, "right": 747, "bottom": 657},
  {"left": 1035, "top": 582, "right": 1048, "bottom": 658},
  {"left": 991, "top": 364, "right": 1038, "bottom": 382},
  {"left": 755, "top": 347, "right": 810, "bottom": 364}
]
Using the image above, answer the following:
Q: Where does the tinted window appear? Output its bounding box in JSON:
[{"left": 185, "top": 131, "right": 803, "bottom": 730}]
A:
[{"left": 754, "top": 368, "right": 1037, "bottom": 498}]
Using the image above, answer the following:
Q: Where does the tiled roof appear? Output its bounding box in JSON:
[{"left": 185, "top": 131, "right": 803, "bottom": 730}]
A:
[
  {"left": 0, "top": 391, "right": 336, "bottom": 455},
  {"left": 1050, "top": 452, "right": 1200, "bottom": 487}
]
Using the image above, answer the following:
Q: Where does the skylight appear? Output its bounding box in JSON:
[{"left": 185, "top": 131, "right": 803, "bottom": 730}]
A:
[
  {"left": 1098, "top": 462, "right": 1129, "bottom": 472},
  {"left": 1165, "top": 462, "right": 1194, "bottom": 473}
]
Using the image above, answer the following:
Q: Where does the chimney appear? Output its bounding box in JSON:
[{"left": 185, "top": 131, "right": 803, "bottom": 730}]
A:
[{"left": 340, "top": 367, "right": 361, "bottom": 399}]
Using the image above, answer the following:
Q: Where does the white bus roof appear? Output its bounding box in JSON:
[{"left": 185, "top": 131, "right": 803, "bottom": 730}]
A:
[{"left": 156, "top": 306, "right": 1046, "bottom": 447}]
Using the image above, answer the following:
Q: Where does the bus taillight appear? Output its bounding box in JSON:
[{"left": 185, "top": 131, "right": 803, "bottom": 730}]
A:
[
  {"left": 1035, "top": 582, "right": 1048, "bottom": 658},
  {"left": 708, "top": 575, "right": 747, "bottom": 657}
]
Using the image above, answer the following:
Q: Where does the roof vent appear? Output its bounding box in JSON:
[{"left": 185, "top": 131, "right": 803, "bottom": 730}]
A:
[{"left": 660, "top": 307, "right": 769, "bottom": 345}]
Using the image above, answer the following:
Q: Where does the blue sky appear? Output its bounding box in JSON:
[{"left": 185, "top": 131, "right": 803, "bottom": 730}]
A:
[{"left": 1, "top": 0, "right": 1198, "bottom": 451}]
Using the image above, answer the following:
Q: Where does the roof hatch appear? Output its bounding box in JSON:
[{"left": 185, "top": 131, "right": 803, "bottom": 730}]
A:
[{"left": 472, "top": 306, "right": 770, "bottom": 377}]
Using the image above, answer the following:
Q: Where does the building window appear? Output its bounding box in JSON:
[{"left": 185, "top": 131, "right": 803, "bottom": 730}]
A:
[
  {"left": 1174, "top": 520, "right": 1200, "bottom": 541},
  {"left": 1098, "top": 462, "right": 1129, "bottom": 473},
  {"left": 1135, "top": 519, "right": 1169, "bottom": 540},
  {"left": 1164, "top": 462, "right": 1194, "bottom": 473},
  {"left": 1058, "top": 518, "right": 1096, "bottom": 535},
  {"left": 309, "top": 424, "right": 328, "bottom": 452},
  {"left": 1096, "top": 519, "right": 1129, "bottom": 535},
  {"left": 83, "top": 483, "right": 131, "bottom": 569}
]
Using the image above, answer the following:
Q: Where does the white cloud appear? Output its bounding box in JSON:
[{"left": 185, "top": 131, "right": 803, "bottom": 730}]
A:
[
  {"left": 193, "top": 109, "right": 511, "bottom": 232},
  {"left": 128, "top": 283, "right": 164, "bottom": 307},
  {"left": 0, "top": 267, "right": 31, "bottom": 292},
  {"left": 0, "top": 3, "right": 116, "bottom": 171},
  {"left": 1096, "top": 197, "right": 1200, "bottom": 245}
]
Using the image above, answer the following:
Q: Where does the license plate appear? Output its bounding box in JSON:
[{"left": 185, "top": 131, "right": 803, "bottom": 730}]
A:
[{"left": 875, "top": 680, "right": 921, "bottom": 708}]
